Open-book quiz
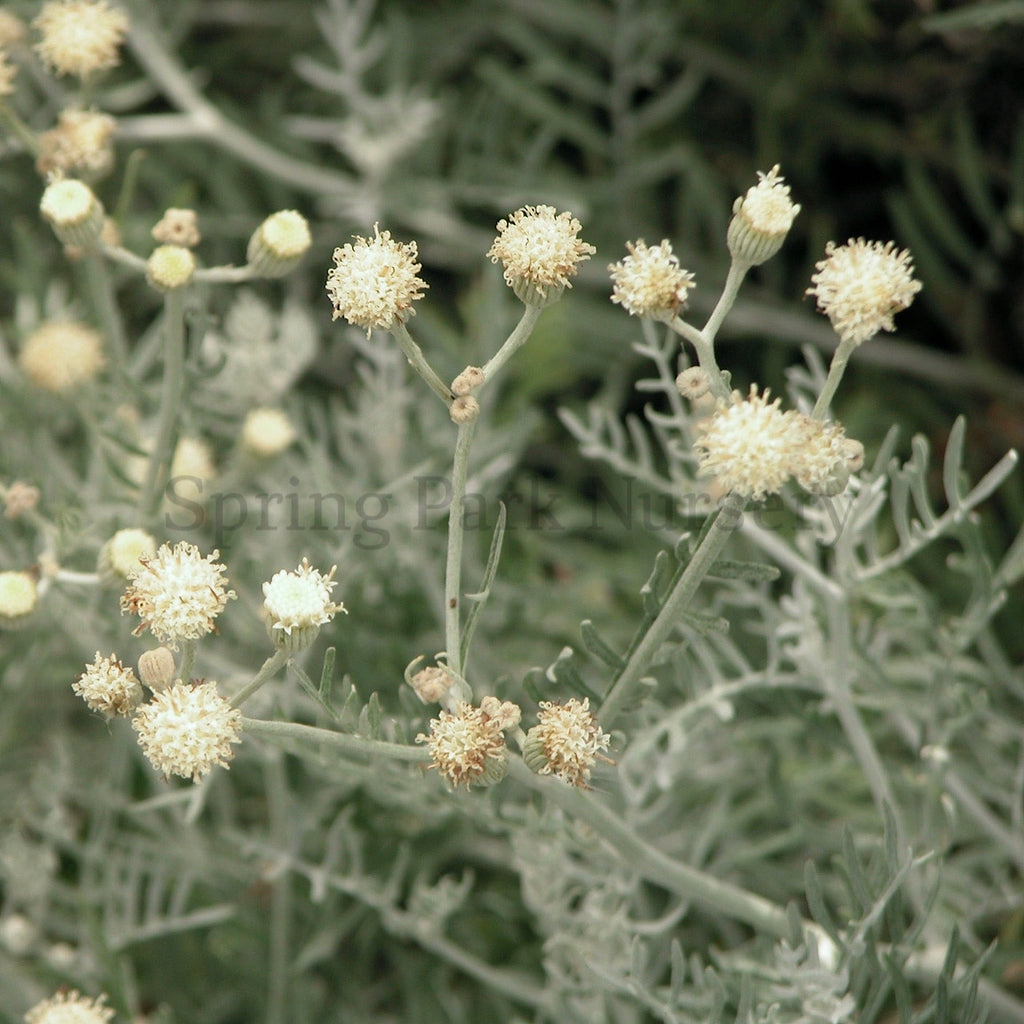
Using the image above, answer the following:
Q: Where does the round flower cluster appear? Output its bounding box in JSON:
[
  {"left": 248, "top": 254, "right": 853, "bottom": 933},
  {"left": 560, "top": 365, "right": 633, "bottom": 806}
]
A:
[
  {"left": 97, "top": 527, "right": 156, "bottom": 583},
  {"left": 417, "top": 697, "right": 521, "bottom": 789},
  {"left": 609, "top": 239, "right": 695, "bottom": 321},
  {"left": 487, "top": 205, "right": 595, "bottom": 307},
  {"left": 37, "top": 108, "right": 117, "bottom": 181},
  {"left": 694, "top": 386, "right": 863, "bottom": 499},
  {"left": 248, "top": 210, "right": 311, "bottom": 277},
  {"left": 0, "top": 570, "right": 38, "bottom": 628},
  {"left": 74, "top": 651, "right": 143, "bottom": 717},
  {"left": 33, "top": 0, "right": 128, "bottom": 79},
  {"left": 523, "top": 698, "right": 610, "bottom": 787},
  {"left": 132, "top": 680, "right": 242, "bottom": 782},
  {"left": 261, "top": 558, "right": 345, "bottom": 653},
  {"left": 19, "top": 320, "right": 105, "bottom": 392},
  {"left": 807, "top": 238, "right": 921, "bottom": 346},
  {"left": 326, "top": 224, "right": 427, "bottom": 333},
  {"left": 121, "top": 542, "right": 236, "bottom": 647},
  {"left": 25, "top": 989, "right": 114, "bottom": 1024}
]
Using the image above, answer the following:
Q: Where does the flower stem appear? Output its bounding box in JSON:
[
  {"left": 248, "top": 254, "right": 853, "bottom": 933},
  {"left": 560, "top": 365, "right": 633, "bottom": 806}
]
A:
[
  {"left": 389, "top": 320, "right": 453, "bottom": 405},
  {"left": 481, "top": 304, "right": 544, "bottom": 384},
  {"left": 507, "top": 758, "right": 807, "bottom": 943},
  {"left": 598, "top": 492, "right": 747, "bottom": 728},
  {"left": 444, "top": 421, "right": 477, "bottom": 690},
  {"left": 137, "top": 288, "right": 187, "bottom": 522},
  {"left": 241, "top": 716, "right": 430, "bottom": 762},
  {"left": 229, "top": 649, "right": 291, "bottom": 708},
  {"left": 811, "top": 336, "right": 859, "bottom": 420}
]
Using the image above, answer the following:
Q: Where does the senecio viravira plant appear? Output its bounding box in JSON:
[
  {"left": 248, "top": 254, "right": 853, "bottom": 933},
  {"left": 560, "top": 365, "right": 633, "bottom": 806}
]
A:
[{"left": 2, "top": 5, "right": 1024, "bottom": 1023}]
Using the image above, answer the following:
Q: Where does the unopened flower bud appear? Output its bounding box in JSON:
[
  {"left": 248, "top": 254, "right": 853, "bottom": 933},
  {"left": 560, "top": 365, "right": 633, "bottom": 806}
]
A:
[
  {"left": 451, "top": 366, "right": 485, "bottom": 396},
  {"left": 152, "top": 207, "right": 200, "bottom": 248},
  {"left": 449, "top": 395, "right": 480, "bottom": 425},
  {"left": 138, "top": 647, "right": 176, "bottom": 692},
  {"left": 40, "top": 179, "right": 105, "bottom": 248},
  {"left": 146, "top": 244, "right": 195, "bottom": 292},
  {"left": 727, "top": 165, "right": 800, "bottom": 267},
  {"left": 248, "top": 210, "right": 311, "bottom": 277},
  {"left": 241, "top": 408, "right": 296, "bottom": 458},
  {"left": 676, "top": 366, "right": 709, "bottom": 399},
  {"left": 97, "top": 527, "right": 157, "bottom": 584},
  {"left": 0, "top": 570, "right": 38, "bottom": 629},
  {"left": 409, "top": 664, "right": 454, "bottom": 704}
]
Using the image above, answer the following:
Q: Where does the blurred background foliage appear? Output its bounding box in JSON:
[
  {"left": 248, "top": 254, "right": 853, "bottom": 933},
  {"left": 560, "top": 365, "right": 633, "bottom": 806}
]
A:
[{"left": 3, "top": 1, "right": 1024, "bottom": 1021}]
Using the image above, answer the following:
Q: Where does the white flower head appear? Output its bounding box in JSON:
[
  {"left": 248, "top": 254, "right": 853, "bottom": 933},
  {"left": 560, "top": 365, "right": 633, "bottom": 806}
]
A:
[
  {"left": 417, "top": 700, "right": 521, "bottom": 789},
  {"left": 261, "top": 558, "right": 345, "bottom": 653},
  {"left": 33, "top": 0, "right": 128, "bottom": 79},
  {"left": 97, "top": 526, "right": 156, "bottom": 583},
  {"left": 790, "top": 416, "right": 862, "bottom": 496},
  {"left": 0, "top": 570, "right": 38, "bottom": 629},
  {"left": 326, "top": 224, "right": 427, "bottom": 333},
  {"left": 807, "top": 238, "right": 921, "bottom": 346},
  {"left": 523, "top": 698, "right": 610, "bottom": 787},
  {"left": 25, "top": 990, "right": 114, "bottom": 1024},
  {"left": 74, "top": 651, "right": 143, "bottom": 717},
  {"left": 19, "top": 319, "right": 105, "bottom": 391},
  {"left": 488, "top": 205, "right": 596, "bottom": 307},
  {"left": 132, "top": 680, "right": 242, "bottom": 782},
  {"left": 241, "top": 407, "right": 297, "bottom": 458},
  {"left": 727, "top": 164, "right": 800, "bottom": 265},
  {"left": 609, "top": 239, "right": 695, "bottom": 320},
  {"left": 694, "top": 386, "right": 806, "bottom": 500},
  {"left": 121, "top": 542, "right": 236, "bottom": 648},
  {"left": 37, "top": 108, "right": 117, "bottom": 181}
]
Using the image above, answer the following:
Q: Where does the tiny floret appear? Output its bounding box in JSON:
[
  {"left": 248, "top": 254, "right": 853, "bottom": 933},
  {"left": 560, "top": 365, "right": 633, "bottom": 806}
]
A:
[
  {"left": 326, "top": 224, "right": 427, "bottom": 333},
  {"left": 248, "top": 210, "right": 311, "bottom": 277},
  {"left": 74, "top": 651, "right": 143, "bottom": 717},
  {"left": 488, "top": 205, "right": 595, "bottom": 307},
  {"left": 132, "top": 680, "right": 242, "bottom": 782},
  {"left": 727, "top": 165, "right": 800, "bottom": 266},
  {"left": 694, "top": 386, "right": 806, "bottom": 500},
  {"left": 147, "top": 245, "right": 196, "bottom": 291},
  {"left": 40, "top": 179, "right": 105, "bottom": 247},
  {"left": 0, "top": 570, "right": 38, "bottom": 628},
  {"left": 121, "top": 542, "right": 236, "bottom": 647},
  {"left": 807, "top": 238, "right": 921, "bottom": 346},
  {"left": 609, "top": 239, "right": 695, "bottom": 320},
  {"left": 523, "top": 698, "right": 610, "bottom": 787},
  {"left": 417, "top": 699, "right": 521, "bottom": 789},
  {"left": 19, "top": 320, "right": 105, "bottom": 392},
  {"left": 33, "top": 0, "right": 128, "bottom": 79},
  {"left": 262, "top": 558, "right": 345, "bottom": 653},
  {"left": 152, "top": 208, "right": 201, "bottom": 248},
  {"left": 25, "top": 989, "right": 114, "bottom": 1024}
]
